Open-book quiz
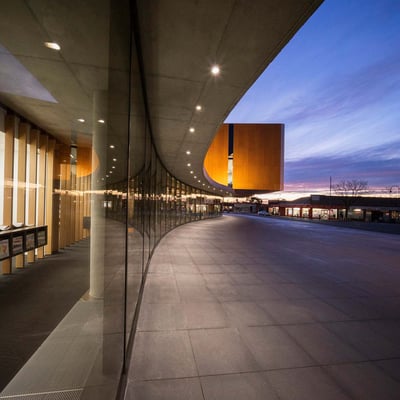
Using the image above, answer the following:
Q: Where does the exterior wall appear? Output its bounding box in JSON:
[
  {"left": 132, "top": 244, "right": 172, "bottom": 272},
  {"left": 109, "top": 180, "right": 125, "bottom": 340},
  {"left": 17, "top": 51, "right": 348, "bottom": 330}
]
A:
[
  {"left": 0, "top": 4, "right": 221, "bottom": 397},
  {"left": 203, "top": 124, "right": 229, "bottom": 186},
  {"left": 204, "top": 123, "right": 284, "bottom": 192},
  {"left": 233, "top": 123, "right": 283, "bottom": 191}
]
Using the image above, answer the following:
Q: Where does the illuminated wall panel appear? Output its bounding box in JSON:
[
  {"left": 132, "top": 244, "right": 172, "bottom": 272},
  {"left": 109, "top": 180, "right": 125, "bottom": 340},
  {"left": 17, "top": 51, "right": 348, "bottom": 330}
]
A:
[
  {"left": 203, "top": 124, "right": 229, "bottom": 186},
  {"left": 204, "top": 123, "right": 284, "bottom": 193},
  {"left": 233, "top": 124, "right": 283, "bottom": 191}
]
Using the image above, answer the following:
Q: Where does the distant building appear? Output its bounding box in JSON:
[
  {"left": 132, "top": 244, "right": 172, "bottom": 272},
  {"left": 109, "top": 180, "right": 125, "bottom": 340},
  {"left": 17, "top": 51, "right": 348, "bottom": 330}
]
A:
[{"left": 269, "top": 195, "right": 400, "bottom": 223}]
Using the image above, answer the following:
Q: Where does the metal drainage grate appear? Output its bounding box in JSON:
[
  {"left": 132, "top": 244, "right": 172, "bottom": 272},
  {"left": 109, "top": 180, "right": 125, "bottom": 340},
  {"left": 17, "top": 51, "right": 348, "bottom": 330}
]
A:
[{"left": 0, "top": 388, "right": 83, "bottom": 400}]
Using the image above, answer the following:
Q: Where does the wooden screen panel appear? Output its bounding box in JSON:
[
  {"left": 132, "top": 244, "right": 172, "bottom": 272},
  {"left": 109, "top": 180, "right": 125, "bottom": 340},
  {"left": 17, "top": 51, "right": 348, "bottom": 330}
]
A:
[
  {"left": 15, "top": 122, "right": 28, "bottom": 267},
  {"left": 27, "top": 129, "right": 39, "bottom": 262},
  {"left": 203, "top": 124, "right": 228, "bottom": 186},
  {"left": 1, "top": 115, "right": 15, "bottom": 274},
  {"left": 36, "top": 134, "right": 48, "bottom": 258},
  {"left": 44, "top": 139, "right": 55, "bottom": 255},
  {"left": 233, "top": 124, "right": 283, "bottom": 191}
]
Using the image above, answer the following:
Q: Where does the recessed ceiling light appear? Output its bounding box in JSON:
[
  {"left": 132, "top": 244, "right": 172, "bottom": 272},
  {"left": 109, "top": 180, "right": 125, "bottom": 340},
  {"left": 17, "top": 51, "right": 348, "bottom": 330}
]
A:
[
  {"left": 77, "top": 118, "right": 85, "bottom": 123},
  {"left": 189, "top": 127, "right": 195, "bottom": 133},
  {"left": 194, "top": 176, "right": 197, "bottom": 179},
  {"left": 186, "top": 150, "right": 191, "bottom": 155},
  {"left": 113, "top": 158, "right": 117, "bottom": 162},
  {"left": 98, "top": 119, "right": 105, "bottom": 124},
  {"left": 44, "top": 42, "right": 61, "bottom": 51},
  {"left": 196, "top": 105, "right": 202, "bottom": 111},
  {"left": 187, "top": 163, "right": 191, "bottom": 167},
  {"left": 190, "top": 171, "right": 193, "bottom": 174},
  {"left": 110, "top": 145, "right": 115, "bottom": 149},
  {"left": 198, "top": 180, "right": 201, "bottom": 183},
  {"left": 202, "top": 183, "right": 205, "bottom": 186},
  {"left": 211, "top": 65, "right": 220, "bottom": 75},
  {"left": 112, "top": 166, "right": 115, "bottom": 169}
]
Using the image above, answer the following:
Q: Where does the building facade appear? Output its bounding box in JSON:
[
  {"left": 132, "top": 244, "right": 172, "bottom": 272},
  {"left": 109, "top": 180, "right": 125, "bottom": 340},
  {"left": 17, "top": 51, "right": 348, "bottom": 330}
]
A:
[{"left": 0, "top": 1, "right": 322, "bottom": 399}]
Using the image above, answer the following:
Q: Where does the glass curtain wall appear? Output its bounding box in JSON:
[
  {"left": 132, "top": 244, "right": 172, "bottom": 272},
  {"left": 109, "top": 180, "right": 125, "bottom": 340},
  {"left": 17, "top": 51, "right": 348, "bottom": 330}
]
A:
[{"left": 0, "top": 1, "right": 221, "bottom": 400}]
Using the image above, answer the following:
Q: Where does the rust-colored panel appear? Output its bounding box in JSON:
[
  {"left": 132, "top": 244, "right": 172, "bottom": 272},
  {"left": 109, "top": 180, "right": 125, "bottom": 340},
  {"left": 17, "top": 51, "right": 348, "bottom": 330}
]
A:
[
  {"left": 203, "top": 124, "right": 228, "bottom": 186},
  {"left": 233, "top": 124, "right": 283, "bottom": 191}
]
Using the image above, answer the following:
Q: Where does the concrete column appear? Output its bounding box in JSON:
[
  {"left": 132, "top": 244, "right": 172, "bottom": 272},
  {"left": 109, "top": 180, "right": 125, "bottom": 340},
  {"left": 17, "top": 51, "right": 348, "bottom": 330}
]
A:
[{"left": 89, "top": 91, "right": 107, "bottom": 299}]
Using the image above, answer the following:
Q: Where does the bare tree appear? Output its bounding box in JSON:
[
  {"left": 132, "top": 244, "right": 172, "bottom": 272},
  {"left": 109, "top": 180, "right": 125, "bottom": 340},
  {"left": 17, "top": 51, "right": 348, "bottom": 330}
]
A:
[{"left": 334, "top": 179, "right": 368, "bottom": 219}]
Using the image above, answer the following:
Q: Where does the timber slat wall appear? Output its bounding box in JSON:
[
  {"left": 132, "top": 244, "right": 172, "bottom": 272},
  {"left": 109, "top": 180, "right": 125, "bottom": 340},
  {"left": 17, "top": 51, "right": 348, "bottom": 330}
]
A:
[{"left": 0, "top": 109, "right": 91, "bottom": 274}]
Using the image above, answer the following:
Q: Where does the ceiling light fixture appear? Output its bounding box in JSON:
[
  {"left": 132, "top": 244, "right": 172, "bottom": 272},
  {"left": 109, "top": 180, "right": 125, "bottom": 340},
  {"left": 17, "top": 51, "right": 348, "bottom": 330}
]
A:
[
  {"left": 77, "top": 118, "right": 85, "bottom": 123},
  {"left": 196, "top": 105, "right": 202, "bottom": 111},
  {"left": 190, "top": 171, "right": 193, "bottom": 174},
  {"left": 44, "top": 42, "right": 61, "bottom": 51},
  {"left": 98, "top": 119, "right": 105, "bottom": 124},
  {"left": 189, "top": 127, "right": 195, "bottom": 133},
  {"left": 109, "top": 145, "right": 115, "bottom": 149},
  {"left": 186, "top": 150, "right": 191, "bottom": 155},
  {"left": 113, "top": 158, "right": 117, "bottom": 162},
  {"left": 187, "top": 163, "right": 191, "bottom": 167},
  {"left": 211, "top": 65, "right": 220, "bottom": 75}
]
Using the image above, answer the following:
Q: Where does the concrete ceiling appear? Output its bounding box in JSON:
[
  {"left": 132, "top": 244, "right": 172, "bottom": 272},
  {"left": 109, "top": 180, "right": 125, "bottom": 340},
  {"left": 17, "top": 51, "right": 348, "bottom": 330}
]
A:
[{"left": 0, "top": 0, "right": 322, "bottom": 193}]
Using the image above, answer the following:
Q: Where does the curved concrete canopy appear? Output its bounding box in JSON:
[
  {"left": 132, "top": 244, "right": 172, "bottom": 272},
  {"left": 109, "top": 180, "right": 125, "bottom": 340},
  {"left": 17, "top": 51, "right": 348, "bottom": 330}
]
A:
[
  {"left": 0, "top": 0, "right": 322, "bottom": 192},
  {"left": 137, "top": 0, "right": 322, "bottom": 192}
]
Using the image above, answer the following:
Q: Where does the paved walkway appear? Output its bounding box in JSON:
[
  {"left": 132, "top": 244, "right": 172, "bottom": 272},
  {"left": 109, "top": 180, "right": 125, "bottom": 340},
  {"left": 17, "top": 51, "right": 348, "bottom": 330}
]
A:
[
  {"left": 0, "top": 240, "right": 89, "bottom": 391},
  {"left": 125, "top": 214, "right": 400, "bottom": 400}
]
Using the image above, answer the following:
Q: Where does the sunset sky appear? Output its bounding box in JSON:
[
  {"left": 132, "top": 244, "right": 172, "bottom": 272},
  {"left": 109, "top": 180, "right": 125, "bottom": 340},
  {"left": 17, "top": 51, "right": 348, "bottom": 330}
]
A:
[{"left": 226, "top": 0, "right": 400, "bottom": 194}]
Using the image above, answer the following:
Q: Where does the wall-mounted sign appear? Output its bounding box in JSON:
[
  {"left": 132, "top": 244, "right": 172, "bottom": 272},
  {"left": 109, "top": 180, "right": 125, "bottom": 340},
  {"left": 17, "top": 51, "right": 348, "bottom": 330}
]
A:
[
  {"left": 26, "top": 232, "right": 36, "bottom": 251},
  {"left": 37, "top": 229, "right": 47, "bottom": 246},
  {"left": 12, "top": 235, "right": 24, "bottom": 255},
  {"left": 0, "top": 239, "right": 10, "bottom": 260}
]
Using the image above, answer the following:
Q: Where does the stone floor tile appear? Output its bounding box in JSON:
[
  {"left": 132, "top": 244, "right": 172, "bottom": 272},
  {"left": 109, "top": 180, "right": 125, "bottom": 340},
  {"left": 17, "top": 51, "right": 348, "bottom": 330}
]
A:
[
  {"left": 325, "top": 362, "right": 400, "bottom": 400},
  {"left": 265, "top": 366, "right": 352, "bottom": 400},
  {"left": 201, "top": 372, "right": 279, "bottom": 400},
  {"left": 284, "top": 323, "right": 365, "bottom": 364},
  {"left": 222, "top": 301, "right": 274, "bottom": 326},
  {"left": 229, "top": 273, "right": 264, "bottom": 285},
  {"left": 322, "top": 297, "right": 382, "bottom": 319},
  {"left": 142, "top": 275, "right": 180, "bottom": 304},
  {"left": 272, "top": 283, "right": 316, "bottom": 299},
  {"left": 189, "top": 328, "right": 259, "bottom": 375},
  {"left": 324, "top": 320, "right": 400, "bottom": 360},
  {"left": 257, "top": 299, "right": 316, "bottom": 324},
  {"left": 206, "top": 283, "right": 245, "bottom": 302},
  {"left": 178, "top": 284, "right": 217, "bottom": 303},
  {"left": 126, "top": 377, "right": 204, "bottom": 400},
  {"left": 130, "top": 331, "right": 197, "bottom": 381},
  {"left": 196, "top": 264, "right": 225, "bottom": 274},
  {"left": 137, "top": 303, "right": 185, "bottom": 331},
  {"left": 255, "top": 272, "right": 292, "bottom": 284},
  {"left": 172, "top": 265, "right": 201, "bottom": 274},
  {"left": 373, "top": 358, "right": 400, "bottom": 381},
  {"left": 219, "top": 264, "right": 250, "bottom": 274},
  {"left": 236, "top": 284, "right": 285, "bottom": 301},
  {"left": 239, "top": 326, "right": 315, "bottom": 369},
  {"left": 181, "top": 302, "right": 229, "bottom": 329},
  {"left": 201, "top": 273, "right": 234, "bottom": 285}
]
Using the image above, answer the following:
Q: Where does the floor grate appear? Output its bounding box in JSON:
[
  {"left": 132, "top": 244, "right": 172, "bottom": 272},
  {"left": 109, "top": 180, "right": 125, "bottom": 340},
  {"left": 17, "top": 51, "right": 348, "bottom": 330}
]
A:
[{"left": 0, "top": 388, "right": 83, "bottom": 400}]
